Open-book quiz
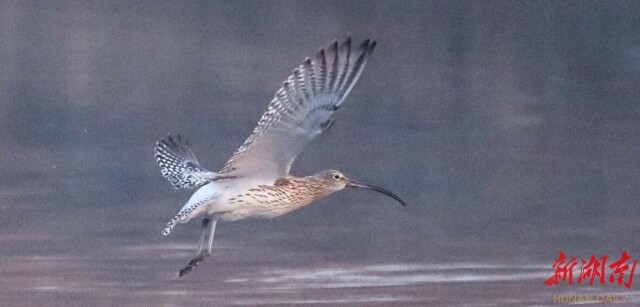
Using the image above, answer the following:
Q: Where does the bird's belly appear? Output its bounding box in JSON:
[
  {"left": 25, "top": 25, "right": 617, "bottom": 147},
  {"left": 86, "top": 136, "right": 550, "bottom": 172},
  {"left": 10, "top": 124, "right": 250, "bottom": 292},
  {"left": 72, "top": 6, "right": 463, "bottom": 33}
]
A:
[
  {"left": 214, "top": 196, "right": 309, "bottom": 221},
  {"left": 216, "top": 208, "right": 279, "bottom": 222}
]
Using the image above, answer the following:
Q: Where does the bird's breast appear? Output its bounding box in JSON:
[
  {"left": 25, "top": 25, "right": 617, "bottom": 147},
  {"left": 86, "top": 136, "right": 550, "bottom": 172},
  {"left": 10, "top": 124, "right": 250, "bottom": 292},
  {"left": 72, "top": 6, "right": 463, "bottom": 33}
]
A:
[{"left": 217, "top": 178, "right": 327, "bottom": 220}]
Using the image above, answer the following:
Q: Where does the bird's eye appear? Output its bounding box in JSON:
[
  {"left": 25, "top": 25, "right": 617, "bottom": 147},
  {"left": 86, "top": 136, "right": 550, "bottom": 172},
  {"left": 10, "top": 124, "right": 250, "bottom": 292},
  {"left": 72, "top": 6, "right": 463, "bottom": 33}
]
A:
[{"left": 333, "top": 174, "right": 341, "bottom": 180}]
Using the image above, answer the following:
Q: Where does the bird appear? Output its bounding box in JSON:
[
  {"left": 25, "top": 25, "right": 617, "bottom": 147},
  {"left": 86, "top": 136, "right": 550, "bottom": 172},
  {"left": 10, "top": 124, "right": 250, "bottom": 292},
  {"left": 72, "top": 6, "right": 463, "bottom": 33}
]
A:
[{"left": 154, "top": 38, "right": 406, "bottom": 277}]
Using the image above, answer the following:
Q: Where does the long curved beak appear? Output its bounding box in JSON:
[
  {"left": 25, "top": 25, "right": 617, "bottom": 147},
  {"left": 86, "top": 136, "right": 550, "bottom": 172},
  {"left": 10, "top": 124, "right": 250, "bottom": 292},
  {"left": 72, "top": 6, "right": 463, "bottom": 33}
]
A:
[{"left": 346, "top": 180, "right": 407, "bottom": 206}]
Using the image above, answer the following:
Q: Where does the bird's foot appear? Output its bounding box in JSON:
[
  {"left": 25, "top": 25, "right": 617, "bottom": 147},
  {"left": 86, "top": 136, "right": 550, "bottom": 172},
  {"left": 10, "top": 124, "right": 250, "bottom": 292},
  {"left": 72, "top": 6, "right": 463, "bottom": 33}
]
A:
[{"left": 178, "top": 252, "right": 209, "bottom": 277}]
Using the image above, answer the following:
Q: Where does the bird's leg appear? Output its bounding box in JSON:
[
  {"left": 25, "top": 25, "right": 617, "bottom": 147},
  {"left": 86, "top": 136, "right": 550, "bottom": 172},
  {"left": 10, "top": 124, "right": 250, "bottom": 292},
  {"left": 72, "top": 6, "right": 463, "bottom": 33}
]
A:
[
  {"left": 195, "top": 217, "right": 211, "bottom": 254},
  {"left": 206, "top": 218, "right": 218, "bottom": 255},
  {"left": 179, "top": 217, "right": 218, "bottom": 277}
]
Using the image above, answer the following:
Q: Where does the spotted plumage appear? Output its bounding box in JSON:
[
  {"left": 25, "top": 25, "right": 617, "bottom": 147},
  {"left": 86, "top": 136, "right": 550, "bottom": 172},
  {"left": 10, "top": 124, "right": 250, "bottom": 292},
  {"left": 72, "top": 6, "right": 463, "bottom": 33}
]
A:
[
  {"left": 221, "top": 176, "right": 335, "bottom": 220},
  {"left": 155, "top": 38, "right": 407, "bottom": 277}
]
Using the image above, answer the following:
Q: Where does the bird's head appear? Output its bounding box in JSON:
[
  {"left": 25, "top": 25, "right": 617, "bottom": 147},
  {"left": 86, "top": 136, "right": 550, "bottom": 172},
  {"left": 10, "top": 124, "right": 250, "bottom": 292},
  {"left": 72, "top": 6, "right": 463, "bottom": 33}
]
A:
[{"left": 313, "top": 170, "right": 407, "bottom": 206}]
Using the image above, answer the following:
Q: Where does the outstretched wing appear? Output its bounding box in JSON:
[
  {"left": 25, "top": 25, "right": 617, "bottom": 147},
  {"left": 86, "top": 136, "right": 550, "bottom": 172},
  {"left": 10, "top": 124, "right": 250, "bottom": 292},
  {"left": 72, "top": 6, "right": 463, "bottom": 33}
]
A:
[
  {"left": 222, "top": 38, "right": 376, "bottom": 180},
  {"left": 155, "top": 134, "right": 231, "bottom": 189}
]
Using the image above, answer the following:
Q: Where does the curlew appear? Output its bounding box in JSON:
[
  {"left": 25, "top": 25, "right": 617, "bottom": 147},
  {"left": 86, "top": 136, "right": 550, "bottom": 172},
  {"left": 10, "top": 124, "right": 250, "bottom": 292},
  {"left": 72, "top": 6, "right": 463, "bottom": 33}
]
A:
[{"left": 155, "top": 38, "right": 406, "bottom": 276}]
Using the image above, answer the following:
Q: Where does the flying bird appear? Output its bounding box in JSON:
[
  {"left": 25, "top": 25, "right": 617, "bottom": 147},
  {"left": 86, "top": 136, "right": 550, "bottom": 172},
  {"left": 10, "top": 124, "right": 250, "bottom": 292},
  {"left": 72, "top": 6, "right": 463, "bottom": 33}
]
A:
[{"left": 155, "top": 38, "right": 406, "bottom": 276}]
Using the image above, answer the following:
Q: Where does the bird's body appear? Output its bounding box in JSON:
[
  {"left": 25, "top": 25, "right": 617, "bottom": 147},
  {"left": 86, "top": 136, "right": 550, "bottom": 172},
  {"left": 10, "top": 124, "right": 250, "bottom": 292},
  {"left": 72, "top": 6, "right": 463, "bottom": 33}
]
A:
[
  {"left": 162, "top": 171, "right": 348, "bottom": 234},
  {"left": 154, "top": 38, "right": 406, "bottom": 276},
  {"left": 172, "top": 175, "right": 332, "bottom": 224},
  {"left": 220, "top": 176, "right": 334, "bottom": 220}
]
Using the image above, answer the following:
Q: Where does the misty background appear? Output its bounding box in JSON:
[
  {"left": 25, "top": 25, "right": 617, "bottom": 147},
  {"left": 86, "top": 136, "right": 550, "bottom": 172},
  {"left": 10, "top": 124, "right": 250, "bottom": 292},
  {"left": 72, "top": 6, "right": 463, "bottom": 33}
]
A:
[{"left": 1, "top": 1, "right": 639, "bottom": 305}]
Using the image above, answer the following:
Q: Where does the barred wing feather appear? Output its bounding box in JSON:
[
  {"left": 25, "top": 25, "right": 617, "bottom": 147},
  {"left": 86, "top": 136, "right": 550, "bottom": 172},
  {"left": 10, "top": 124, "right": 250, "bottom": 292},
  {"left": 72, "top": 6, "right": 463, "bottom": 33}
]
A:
[
  {"left": 222, "top": 38, "right": 376, "bottom": 179},
  {"left": 155, "top": 134, "right": 226, "bottom": 189}
]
